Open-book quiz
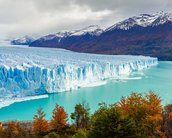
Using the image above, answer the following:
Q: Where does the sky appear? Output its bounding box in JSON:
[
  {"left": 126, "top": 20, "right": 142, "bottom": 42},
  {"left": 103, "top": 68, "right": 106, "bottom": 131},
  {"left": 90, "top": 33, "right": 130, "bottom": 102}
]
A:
[{"left": 0, "top": 0, "right": 171, "bottom": 38}]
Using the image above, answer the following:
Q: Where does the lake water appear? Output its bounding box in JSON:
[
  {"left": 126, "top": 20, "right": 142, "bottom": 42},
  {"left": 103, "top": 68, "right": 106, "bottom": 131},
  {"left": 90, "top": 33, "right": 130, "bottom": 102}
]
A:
[{"left": 0, "top": 61, "right": 172, "bottom": 121}]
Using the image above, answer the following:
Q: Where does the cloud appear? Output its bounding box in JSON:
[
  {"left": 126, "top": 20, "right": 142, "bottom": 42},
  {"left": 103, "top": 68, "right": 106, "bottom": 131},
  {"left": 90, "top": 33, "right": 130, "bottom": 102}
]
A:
[{"left": 0, "top": 0, "right": 171, "bottom": 38}]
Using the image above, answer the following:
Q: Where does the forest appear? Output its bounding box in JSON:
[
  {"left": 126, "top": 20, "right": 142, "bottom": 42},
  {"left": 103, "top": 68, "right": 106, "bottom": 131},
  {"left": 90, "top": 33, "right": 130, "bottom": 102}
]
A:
[{"left": 0, "top": 91, "right": 172, "bottom": 138}]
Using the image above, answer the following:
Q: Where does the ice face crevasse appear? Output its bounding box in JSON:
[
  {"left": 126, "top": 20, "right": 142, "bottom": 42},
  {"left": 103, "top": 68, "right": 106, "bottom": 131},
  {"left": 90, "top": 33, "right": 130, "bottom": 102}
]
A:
[{"left": 0, "top": 46, "right": 158, "bottom": 101}]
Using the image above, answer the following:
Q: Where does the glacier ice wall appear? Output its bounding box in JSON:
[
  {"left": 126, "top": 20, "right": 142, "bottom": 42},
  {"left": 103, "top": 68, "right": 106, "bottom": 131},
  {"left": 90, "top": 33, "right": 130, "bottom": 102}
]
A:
[{"left": 0, "top": 46, "right": 158, "bottom": 100}]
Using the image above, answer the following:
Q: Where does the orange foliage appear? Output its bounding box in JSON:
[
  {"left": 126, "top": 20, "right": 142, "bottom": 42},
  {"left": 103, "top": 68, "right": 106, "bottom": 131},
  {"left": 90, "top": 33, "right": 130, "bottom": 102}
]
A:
[
  {"left": 0, "top": 122, "right": 3, "bottom": 131},
  {"left": 156, "top": 126, "right": 167, "bottom": 138},
  {"left": 162, "top": 104, "right": 172, "bottom": 137},
  {"left": 33, "top": 108, "right": 49, "bottom": 135},
  {"left": 116, "top": 91, "right": 163, "bottom": 136},
  {"left": 8, "top": 122, "right": 20, "bottom": 135},
  {"left": 0, "top": 122, "right": 5, "bottom": 137},
  {"left": 169, "top": 112, "right": 172, "bottom": 117},
  {"left": 50, "top": 104, "right": 68, "bottom": 131}
]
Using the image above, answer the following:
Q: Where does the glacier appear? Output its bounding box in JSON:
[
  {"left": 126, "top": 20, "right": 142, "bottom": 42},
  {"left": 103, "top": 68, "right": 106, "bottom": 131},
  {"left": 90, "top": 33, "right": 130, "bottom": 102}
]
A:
[{"left": 0, "top": 45, "right": 158, "bottom": 107}]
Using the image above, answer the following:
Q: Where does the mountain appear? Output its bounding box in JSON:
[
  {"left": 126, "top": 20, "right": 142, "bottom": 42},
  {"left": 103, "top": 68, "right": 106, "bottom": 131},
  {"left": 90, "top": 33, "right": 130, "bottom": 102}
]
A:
[
  {"left": 28, "top": 12, "right": 172, "bottom": 60},
  {"left": 30, "top": 25, "right": 103, "bottom": 48},
  {"left": 80, "top": 12, "right": 172, "bottom": 60},
  {"left": 106, "top": 11, "right": 172, "bottom": 30},
  {"left": 11, "top": 36, "right": 35, "bottom": 45}
]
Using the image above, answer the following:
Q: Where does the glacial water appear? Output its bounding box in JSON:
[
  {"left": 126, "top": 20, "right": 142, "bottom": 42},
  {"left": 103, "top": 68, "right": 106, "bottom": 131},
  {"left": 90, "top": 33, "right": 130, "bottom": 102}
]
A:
[{"left": 0, "top": 61, "right": 172, "bottom": 121}]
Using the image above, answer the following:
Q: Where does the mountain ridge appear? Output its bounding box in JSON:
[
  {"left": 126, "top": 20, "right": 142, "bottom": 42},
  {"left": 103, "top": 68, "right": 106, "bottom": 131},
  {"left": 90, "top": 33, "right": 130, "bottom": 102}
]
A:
[{"left": 12, "top": 12, "right": 172, "bottom": 60}]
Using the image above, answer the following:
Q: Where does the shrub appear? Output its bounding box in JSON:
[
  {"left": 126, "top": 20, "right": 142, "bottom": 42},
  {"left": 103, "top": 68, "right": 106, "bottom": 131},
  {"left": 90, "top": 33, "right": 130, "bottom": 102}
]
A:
[
  {"left": 43, "top": 132, "right": 60, "bottom": 138},
  {"left": 72, "top": 129, "right": 87, "bottom": 138}
]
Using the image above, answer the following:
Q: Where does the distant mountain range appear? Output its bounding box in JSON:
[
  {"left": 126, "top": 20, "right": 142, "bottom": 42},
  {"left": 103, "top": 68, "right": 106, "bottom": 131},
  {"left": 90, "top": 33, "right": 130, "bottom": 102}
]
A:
[
  {"left": 11, "top": 36, "right": 35, "bottom": 45},
  {"left": 12, "top": 12, "right": 172, "bottom": 60}
]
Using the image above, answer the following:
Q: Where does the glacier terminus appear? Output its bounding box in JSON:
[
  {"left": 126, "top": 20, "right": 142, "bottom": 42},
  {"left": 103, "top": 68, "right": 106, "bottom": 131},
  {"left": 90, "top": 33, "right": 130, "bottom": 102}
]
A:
[{"left": 0, "top": 44, "right": 158, "bottom": 108}]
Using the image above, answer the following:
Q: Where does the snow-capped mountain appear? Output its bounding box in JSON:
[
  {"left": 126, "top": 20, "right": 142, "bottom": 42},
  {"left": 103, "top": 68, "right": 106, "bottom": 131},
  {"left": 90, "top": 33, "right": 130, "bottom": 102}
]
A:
[
  {"left": 38, "top": 25, "right": 102, "bottom": 40},
  {"left": 152, "top": 13, "right": 172, "bottom": 26},
  {"left": 11, "top": 11, "right": 172, "bottom": 60},
  {"left": 11, "top": 36, "right": 35, "bottom": 45},
  {"left": 70, "top": 25, "right": 103, "bottom": 36},
  {"left": 106, "top": 11, "right": 172, "bottom": 31},
  {"left": 30, "top": 25, "right": 103, "bottom": 48}
]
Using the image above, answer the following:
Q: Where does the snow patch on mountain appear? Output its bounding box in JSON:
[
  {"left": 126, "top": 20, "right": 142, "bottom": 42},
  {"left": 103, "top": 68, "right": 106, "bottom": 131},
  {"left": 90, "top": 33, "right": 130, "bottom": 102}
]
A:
[
  {"left": 152, "top": 13, "right": 172, "bottom": 26},
  {"left": 106, "top": 11, "right": 172, "bottom": 31},
  {"left": 70, "top": 25, "right": 103, "bottom": 36},
  {"left": 31, "top": 25, "right": 103, "bottom": 44},
  {"left": 11, "top": 36, "right": 35, "bottom": 45}
]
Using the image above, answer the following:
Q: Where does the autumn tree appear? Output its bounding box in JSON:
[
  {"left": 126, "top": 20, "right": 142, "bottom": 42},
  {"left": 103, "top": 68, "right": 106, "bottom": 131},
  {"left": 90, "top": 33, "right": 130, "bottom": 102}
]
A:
[
  {"left": 50, "top": 104, "right": 68, "bottom": 132},
  {"left": 0, "top": 122, "right": 5, "bottom": 137},
  {"left": 33, "top": 108, "right": 49, "bottom": 137},
  {"left": 6, "top": 122, "right": 20, "bottom": 137},
  {"left": 162, "top": 104, "right": 172, "bottom": 137},
  {"left": 116, "top": 91, "right": 163, "bottom": 137},
  {"left": 4, "top": 121, "right": 29, "bottom": 138},
  {"left": 71, "top": 101, "right": 90, "bottom": 129},
  {"left": 88, "top": 103, "right": 136, "bottom": 138}
]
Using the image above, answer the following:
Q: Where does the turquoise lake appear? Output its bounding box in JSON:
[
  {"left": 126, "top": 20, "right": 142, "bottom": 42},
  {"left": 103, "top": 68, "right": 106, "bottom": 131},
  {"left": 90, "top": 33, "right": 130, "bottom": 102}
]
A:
[{"left": 0, "top": 61, "right": 172, "bottom": 121}]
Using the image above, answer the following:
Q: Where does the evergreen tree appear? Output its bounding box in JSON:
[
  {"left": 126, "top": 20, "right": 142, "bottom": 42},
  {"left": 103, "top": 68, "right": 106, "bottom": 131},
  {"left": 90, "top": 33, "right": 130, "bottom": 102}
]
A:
[
  {"left": 50, "top": 104, "right": 68, "bottom": 132},
  {"left": 71, "top": 101, "right": 90, "bottom": 129},
  {"left": 33, "top": 108, "right": 49, "bottom": 137}
]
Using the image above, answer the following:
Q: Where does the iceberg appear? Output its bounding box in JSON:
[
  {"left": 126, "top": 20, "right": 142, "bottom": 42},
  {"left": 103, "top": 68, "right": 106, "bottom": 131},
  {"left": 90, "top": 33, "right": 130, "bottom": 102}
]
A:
[{"left": 0, "top": 45, "right": 158, "bottom": 107}]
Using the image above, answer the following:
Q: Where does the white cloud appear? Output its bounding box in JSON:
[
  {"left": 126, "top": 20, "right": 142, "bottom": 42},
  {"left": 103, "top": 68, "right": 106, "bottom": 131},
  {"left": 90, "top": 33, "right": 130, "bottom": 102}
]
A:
[{"left": 0, "top": 0, "right": 171, "bottom": 38}]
